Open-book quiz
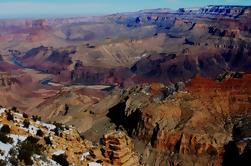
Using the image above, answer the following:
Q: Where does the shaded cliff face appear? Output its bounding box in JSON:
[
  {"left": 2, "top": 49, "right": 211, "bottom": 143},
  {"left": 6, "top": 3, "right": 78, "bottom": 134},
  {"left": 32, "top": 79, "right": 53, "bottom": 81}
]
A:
[
  {"left": 98, "top": 74, "right": 251, "bottom": 165},
  {"left": 70, "top": 59, "right": 135, "bottom": 86},
  {"left": 131, "top": 45, "right": 251, "bottom": 83},
  {"left": 16, "top": 46, "right": 75, "bottom": 75},
  {"left": 222, "top": 115, "right": 251, "bottom": 166}
]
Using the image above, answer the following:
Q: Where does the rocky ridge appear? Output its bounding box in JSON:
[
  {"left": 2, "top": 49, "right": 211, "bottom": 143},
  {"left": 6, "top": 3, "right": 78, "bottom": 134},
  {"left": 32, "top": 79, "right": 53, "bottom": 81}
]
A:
[
  {"left": 0, "top": 106, "right": 141, "bottom": 166},
  {"left": 87, "top": 131, "right": 140, "bottom": 166},
  {"left": 90, "top": 73, "right": 251, "bottom": 165}
]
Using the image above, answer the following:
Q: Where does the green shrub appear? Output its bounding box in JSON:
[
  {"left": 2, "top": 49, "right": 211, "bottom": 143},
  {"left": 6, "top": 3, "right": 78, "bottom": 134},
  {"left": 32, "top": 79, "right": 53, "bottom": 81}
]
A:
[
  {"left": 17, "top": 138, "right": 44, "bottom": 165},
  {"left": 0, "top": 150, "right": 4, "bottom": 156},
  {"left": 32, "top": 115, "right": 42, "bottom": 122},
  {"left": 22, "top": 113, "right": 29, "bottom": 119},
  {"left": 96, "top": 160, "right": 103, "bottom": 163},
  {"left": 36, "top": 129, "right": 44, "bottom": 137},
  {"left": 53, "top": 122, "right": 64, "bottom": 130},
  {"left": 26, "top": 136, "right": 39, "bottom": 144},
  {"left": 11, "top": 107, "right": 18, "bottom": 113},
  {"left": 53, "top": 122, "right": 65, "bottom": 137},
  {"left": 9, "top": 148, "right": 19, "bottom": 166},
  {"left": 23, "top": 119, "right": 30, "bottom": 128},
  {"left": 0, "top": 159, "right": 7, "bottom": 166},
  {"left": 65, "top": 125, "right": 69, "bottom": 130},
  {"left": 53, "top": 128, "right": 62, "bottom": 137},
  {"left": 52, "top": 154, "right": 69, "bottom": 166},
  {"left": 6, "top": 111, "right": 14, "bottom": 121},
  {"left": 0, "top": 132, "right": 13, "bottom": 144},
  {"left": 44, "top": 136, "right": 52, "bottom": 145},
  {"left": 0, "top": 124, "right": 11, "bottom": 134},
  {"left": 64, "top": 104, "right": 69, "bottom": 116}
]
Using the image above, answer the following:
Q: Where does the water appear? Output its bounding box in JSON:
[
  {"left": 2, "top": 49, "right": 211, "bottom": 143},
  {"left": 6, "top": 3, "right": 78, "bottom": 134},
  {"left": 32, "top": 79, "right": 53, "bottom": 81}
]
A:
[
  {"left": 102, "top": 85, "right": 115, "bottom": 92},
  {"left": 11, "top": 56, "right": 25, "bottom": 68},
  {"left": 40, "top": 79, "right": 51, "bottom": 85}
]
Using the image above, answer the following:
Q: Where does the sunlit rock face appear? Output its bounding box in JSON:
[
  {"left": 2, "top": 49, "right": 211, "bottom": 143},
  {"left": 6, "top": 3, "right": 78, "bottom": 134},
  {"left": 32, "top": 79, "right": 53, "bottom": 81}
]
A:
[{"left": 101, "top": 73, "right": 251, "bottom": 165}]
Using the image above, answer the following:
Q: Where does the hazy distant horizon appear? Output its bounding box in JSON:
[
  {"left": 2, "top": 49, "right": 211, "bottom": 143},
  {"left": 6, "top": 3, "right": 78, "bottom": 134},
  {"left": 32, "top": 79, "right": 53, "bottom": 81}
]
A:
[{"left": 0, "top": 0, "right": 250, "bottom": 19}]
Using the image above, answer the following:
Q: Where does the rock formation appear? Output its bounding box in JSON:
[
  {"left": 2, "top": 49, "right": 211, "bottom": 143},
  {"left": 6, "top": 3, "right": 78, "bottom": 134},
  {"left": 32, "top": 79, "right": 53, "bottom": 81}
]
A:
[
  {"left": 99, "top": 73, "right": 251, "bottom": 165},
  {"left": 103, "top": 131, "right": 140, "bottom": 166},
  {"left": 0, "top": 107, "right": 95, "bottom": 166}
]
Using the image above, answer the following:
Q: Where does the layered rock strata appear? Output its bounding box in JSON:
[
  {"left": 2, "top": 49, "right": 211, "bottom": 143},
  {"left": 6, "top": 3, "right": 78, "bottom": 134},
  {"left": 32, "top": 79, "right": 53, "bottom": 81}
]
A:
[{"left": 103, "top": 131, "right": 140, "bottom": 166}]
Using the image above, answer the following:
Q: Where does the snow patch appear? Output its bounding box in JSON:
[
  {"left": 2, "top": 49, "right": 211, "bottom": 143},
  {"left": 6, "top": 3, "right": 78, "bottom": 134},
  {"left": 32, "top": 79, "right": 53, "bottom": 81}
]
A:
[
  {"left": 88, "top": 162, "right": 102, "bottom": 166},
  {"left": 80, "top": 152, "right": 90, "bottom": 161},
  {"left": 37, "top": 121, "right": 56, "bottom": 131},
  {"left": 53, "top": 150, "right": 65, "bottom": 156},
  {"left": 12, "top": 112, "right": 23, "bottom": 123},
  {"left": 22, "top": 124, "right": 39, "bottom": 135},
  {"left": 0, "top": 134, "right": 27, "bottom": 160},
  {"left": 9, "top": 134, "right": 27, "bottom": 144},
  {"left": 0, "top": 108, "right": 6, "bottom": 114},
  {"left": 33, "top": 155, "right": 60, "bottom": 166},
  {"left": 243, "top": 137, "right": 251, "bottom": 141},
  {"left": 0, "top": 141, "right": 12, "bottom": 160}
]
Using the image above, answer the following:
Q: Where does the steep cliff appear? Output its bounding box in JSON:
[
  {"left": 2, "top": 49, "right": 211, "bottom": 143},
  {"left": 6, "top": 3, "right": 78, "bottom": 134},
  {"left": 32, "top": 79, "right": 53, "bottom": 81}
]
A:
[{"left": 101, "top": 73, "right": 251, "bottom": 165}]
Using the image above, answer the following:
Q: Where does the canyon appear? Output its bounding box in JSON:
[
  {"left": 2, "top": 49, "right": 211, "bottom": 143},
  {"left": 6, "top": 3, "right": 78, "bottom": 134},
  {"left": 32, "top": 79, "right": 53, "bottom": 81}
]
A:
[{"left": 0, "top": 5, "right": 251, "bottom": 166}]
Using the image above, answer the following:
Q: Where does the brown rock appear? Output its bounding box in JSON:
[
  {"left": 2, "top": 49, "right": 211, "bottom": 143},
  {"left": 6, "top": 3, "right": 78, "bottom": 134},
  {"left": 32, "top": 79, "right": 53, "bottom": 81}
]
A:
[{"left": 103, "top": 131, "right": 140, "bottom": 166}]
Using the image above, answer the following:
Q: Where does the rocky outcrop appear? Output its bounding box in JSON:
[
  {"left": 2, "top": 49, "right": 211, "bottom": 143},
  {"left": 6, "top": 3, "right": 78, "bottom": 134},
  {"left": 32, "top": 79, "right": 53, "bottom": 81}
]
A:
[
  {"left": 103, "top": 74, "right": 251, "bottom": 165},
  {"left": 0, "top": 107, "right": 95, "bottom": 166},
  {"left": 103, "top": 131, "right": 140, "bottom": 166},
  {"left": 85, "top": 131, "right": 140, "bottom": 166},
  {"left": 222, "top": 115, "right": 251, "bottom": 166}
]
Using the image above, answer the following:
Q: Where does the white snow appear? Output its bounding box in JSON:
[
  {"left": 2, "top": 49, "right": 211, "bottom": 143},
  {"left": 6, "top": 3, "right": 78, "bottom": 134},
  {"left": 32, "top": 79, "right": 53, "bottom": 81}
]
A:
[
  {"left": 0, "top": 134, "right": 27, "bottom": 160},
  {"left": 63, "top": 128, "right": 73, "bottom": 134},
  {"left": 80, "top": 152, "right": 90, "bottom": 161},
  {"left": 243, "top": 137, "right": 251, "bottom": 141},
  {"left": 88, "top": 162, "right": 102, "bottom": 166},
  {"left": 38, "top": 159, "right": 61, "bottom": 166},
  {"left": 0, "top": 141, "right": 12, "bottom": 160},
  {"left": 135, "top": 53, "right": 148, "bottom": 60},
  {"left": 8, "top": 134, "right": 27, "bottom": 144},
  {"left": 141, "top": 53, "right": 148, "bottom": 58},
  {"left": 13, "top": 113, "right": 22, "bottom": 123},
  {"left": 22, "top": 124, "right": 39, "bottom": 135},
  {"left": 0, "top": 134, "right": 27, "bottom": 159},
  {"left": 53, "top": 150, "right": 65, "bottom": 156},
  {"left": 37, "top": 121, "right": 56, "bottom": 131},
  {"left": 33, "top": 155, "right": 60, "bottom": 166},
  {"left": 0, "top": 108, "right": 6, "bottom": 114},
  {"left": 13, "top": 112, "right": 22, "bottom": 118}
]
